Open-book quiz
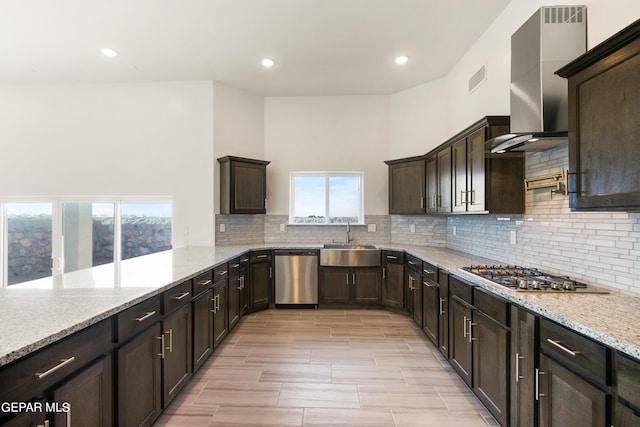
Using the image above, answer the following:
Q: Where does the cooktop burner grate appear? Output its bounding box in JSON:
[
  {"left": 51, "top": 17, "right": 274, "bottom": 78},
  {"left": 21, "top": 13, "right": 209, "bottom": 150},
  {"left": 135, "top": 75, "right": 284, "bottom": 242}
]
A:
[{"left": 462, "top": 265, "right": 608, "bottom": 293}]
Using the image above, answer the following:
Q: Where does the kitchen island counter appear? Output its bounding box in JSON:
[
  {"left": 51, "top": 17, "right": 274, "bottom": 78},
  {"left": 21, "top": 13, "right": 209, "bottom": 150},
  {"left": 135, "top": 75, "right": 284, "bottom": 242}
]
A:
[{"left": 1, "top": 244, "right": 638, "bottom": 368}]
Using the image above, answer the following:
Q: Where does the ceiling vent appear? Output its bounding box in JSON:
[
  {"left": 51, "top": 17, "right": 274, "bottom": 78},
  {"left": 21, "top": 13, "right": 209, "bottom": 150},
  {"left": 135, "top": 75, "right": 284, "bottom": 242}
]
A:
[{"left": 468, "top": 64, "right": 487, "bottom": 93}]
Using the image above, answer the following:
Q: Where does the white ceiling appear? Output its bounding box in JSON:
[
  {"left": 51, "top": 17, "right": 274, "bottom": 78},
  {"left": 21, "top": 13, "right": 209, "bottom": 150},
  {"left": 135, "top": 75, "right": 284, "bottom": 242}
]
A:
[{"left": 0, "top": 0, "right": 511, "bottom": 96}]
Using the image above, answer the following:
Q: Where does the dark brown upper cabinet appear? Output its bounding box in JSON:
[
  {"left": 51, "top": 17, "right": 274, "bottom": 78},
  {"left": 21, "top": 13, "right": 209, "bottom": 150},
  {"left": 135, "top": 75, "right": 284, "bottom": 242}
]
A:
[
  {"left": 218, "top": 156, "right": 270, "bottom": 214},
  {"left": 385, "top": 156, "right": 426, "bottom": 214},
  {"left": 557, "top": 19, "right": 640, "bottom": 211}
]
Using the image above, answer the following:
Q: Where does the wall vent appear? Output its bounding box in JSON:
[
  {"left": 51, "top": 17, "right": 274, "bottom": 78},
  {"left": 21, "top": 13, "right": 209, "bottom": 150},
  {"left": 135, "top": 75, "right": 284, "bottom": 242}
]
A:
[
  {"left": 544, "top": 6, "right": 584, "bottom": 24},
  {"left": 468, "top": 64, "right": 487, "bottom": 94}
]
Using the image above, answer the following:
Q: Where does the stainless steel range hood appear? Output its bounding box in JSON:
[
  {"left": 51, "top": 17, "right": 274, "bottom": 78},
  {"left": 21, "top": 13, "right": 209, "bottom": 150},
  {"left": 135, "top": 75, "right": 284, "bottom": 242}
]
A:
[{"left": 488, "top": 6, "right": 586, "bottom": 153}]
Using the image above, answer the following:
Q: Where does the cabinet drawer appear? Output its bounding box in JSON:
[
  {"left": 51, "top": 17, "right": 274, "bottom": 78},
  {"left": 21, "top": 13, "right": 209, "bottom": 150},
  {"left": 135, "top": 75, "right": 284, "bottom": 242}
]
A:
[
  {"left": 163, "top": 280, "right": 192, "bottom": 315},
  {"left": 250, "top": 250, "right": 271, "bottom": 263},
  {"left": 422, "top": 261, "right": 437, "bottom": 282},
  {"left": 192, "top": 270, "right": 213, "bottom": 295},
  {"left": 540, "top": 318, "right": 608, "bottom": 386},
  {"left": 213, "top": 263, "right": 229, "bottom": 282},
  {"left": 0, "top": 319, "right": 112, "bottom": 403},
  {"left": 449, "top": 276, "right": 473, "bottom": 304},
  {"left": 617, "top": 352, "right": 640, "bottom": 410},
  {"left": 229, "top": 254, "right": 250, "bottom": 273},
  {"left": 116, "top": 295, "right": 161, "bottom": 343},
  {"left": 383, "top": 250, "right": 404, "bottom": 264},
  {"left": 473, "top": 288, "right": 509, "bottom": 326},
  {"left": 405, "top": 254, "right": 421, "bottom": 270}
]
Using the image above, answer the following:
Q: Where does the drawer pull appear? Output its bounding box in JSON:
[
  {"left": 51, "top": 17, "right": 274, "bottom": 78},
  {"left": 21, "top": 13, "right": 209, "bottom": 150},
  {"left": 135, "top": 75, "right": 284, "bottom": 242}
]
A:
[
  {"left": 36, "top": 357, "right": 76, "bottom": 380},
  {"left": 217, "top": 270, "right": 228, "bottom": 276},
  {"left": 423, "top": 269, "right": 435, "bottom": 274},
  {"left": 197, "top": 279, "right": 212, "bottom": 287},
  {"left": 241, "top": 258, "right": 250, "bottom": 263},
  {"left": 547, "top": 338, "right": 581, "bottom": 356},
  {"left": 231, "top": 263, "right": 240, "bottom": 268},
  {"left": 135, "top": 311, "right": 156, "bottom": 322},
  {"left": 386, "top": 255, "right": 398, "bottom": 260},
  {"left": 423, "top": 281, "right": 434, "bottom": 287},
  {"left": 257, "top": 254, "right": 268, "bottom": 259},
  {"left": 173, "top": 292, "right": 190, "bottom": 300}
]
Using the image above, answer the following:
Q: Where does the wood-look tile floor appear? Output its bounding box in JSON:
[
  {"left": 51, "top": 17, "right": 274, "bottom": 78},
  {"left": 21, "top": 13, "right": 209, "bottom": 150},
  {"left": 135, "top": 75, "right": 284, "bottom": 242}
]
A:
[{"left": 153, "top": 309, "right": 499, "bottom": 427}]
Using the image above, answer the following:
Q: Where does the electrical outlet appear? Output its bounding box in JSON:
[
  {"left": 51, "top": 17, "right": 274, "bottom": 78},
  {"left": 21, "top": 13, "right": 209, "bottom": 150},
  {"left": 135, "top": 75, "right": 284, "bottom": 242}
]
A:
[
  {"left": 280, "top": 223, "right": 286, "bottom": 232},
  {"left": 410, "top": 224, "right": 416, "bottom": 233},
  {"left": 219, "top": 224, "right": 225, "bottom": 233},
  {"left": 453, "top": 226, "right": 457, "bottom": 236},
  {"left": 510, "top": 230, "right": 517, "bottom": 245}
]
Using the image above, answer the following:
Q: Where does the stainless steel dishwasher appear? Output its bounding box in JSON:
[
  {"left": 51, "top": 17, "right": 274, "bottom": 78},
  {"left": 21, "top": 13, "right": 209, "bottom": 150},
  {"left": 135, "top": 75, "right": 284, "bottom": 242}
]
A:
[{"left": 274, "top": 249, "right": 318, "bottom": 307}]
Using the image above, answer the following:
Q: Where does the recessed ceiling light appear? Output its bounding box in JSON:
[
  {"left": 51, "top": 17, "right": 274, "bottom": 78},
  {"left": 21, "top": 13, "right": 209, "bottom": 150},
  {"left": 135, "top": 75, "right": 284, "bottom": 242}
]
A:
[
  {"left": 394, "top": 56, "right": 409, "bottom": 65},
  {"left": 261, "top": 58, "right": 275, "bottom": 67},
  {"left": 101, "top": 48, "right": 119, "bottom": 57}
]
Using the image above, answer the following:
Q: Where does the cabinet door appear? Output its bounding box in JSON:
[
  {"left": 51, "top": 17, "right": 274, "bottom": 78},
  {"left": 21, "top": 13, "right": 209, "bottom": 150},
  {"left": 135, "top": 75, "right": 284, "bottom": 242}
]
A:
[
  {"left": 472, "top": 310, "right": 509, "bottom": 427},
  {"left": 426, "top": 154, "right": 439, "bottom": 213},
  {"left": 449, "top": 296, "right": 473, "bottom": 386},
  {"left": 319, "top": 267, "right": 350, "bottom": 304},
  {"left": 239, "top": 269, "right": 249, "bottom": 316},
  {"left": 438, "top": 272, "right": 450, "bottom": 359},
  {"left": 232, "top": 161, "right": 267, "bottom": 213},
  {"left": 228, "top": 271, "right": 240, "bottom": 330},
  {"left": 352, "top": 267, "right": 381, "bottom": 305},
  {"left": 467, "top": 128, "right": 486, "bottom": 212},
  {"left": 52, "top": 355, "right": 112, "bottom": 427},
  {"left": 162, "top": 303, "right": 192, "bottom": 407},
  {"left": 422, "top": 280, "right": 439, "bottom": 346},
  {"left": 192, "top": 289, "right": 213, "bottom": 372},
  {"left": 117, "top": 323, "right": 162, "bottom": 427},
  {"left": 511, "top": 306, "right": 536, "bottom": 427},
  {"left": 437, "top": 147, "right": 452, "bottom": 213},
  {"left": 412, "top": 275, "right": 422, "bottom": 327},
  {"left": 538, "top": 354, "right": 607, "bottom": 427},
  {"left": 452, "top": 138, "right": 467, "bottom": 213},
  {"left": 249, "top": 261, "right": 271, "bottom": 311},
  {"left": 388, "top": 160, "right": 426, "bottom": 214},
  {"left": 382, "top": 261, "right": 404, "bottom": 309},
  {"left": 565, "top": 36, "right": 640, "bottom": 211},
  {"left": 213, "top": 280, "right": 229, "bottom": 349}
]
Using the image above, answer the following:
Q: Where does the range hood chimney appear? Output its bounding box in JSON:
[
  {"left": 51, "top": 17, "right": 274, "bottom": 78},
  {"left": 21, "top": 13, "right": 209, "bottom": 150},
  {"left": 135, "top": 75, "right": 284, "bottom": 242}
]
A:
[{"left": 488, "top": 6, "right": 586, "bottom": 153}]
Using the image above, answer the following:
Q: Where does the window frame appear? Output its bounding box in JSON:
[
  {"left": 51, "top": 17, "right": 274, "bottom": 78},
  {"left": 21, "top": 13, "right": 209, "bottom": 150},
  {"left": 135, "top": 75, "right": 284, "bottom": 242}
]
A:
[
  {"left": 0, "top": 196, "right": 173, "bottom": 287},
  {"left": 288, "top": 171, "right": 365, "bottom": 225}
]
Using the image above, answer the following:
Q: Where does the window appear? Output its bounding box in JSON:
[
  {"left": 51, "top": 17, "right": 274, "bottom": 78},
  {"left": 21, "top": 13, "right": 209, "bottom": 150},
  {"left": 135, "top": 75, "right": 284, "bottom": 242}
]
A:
[
  {"left": 290, "top": 172, "right": 364, "bottom": 224},
  {"left": 1, "top": 198, "right": 172, "bottom": 287}
]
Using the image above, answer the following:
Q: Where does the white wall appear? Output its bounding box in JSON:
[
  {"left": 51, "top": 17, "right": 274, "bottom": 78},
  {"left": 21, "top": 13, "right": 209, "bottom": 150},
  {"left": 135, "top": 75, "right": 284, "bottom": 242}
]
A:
[
  {"left": 213, "top": 82, "right": 265, "bottom": 213},
  {"left": 0, "top": 81, "right": 215, "bottom": 246},
  {"left": 391, "top": 0, "right": 640, "bottom": 146},
  {"left": 264, "top": 95, "right": 390, "bottom": 215}
]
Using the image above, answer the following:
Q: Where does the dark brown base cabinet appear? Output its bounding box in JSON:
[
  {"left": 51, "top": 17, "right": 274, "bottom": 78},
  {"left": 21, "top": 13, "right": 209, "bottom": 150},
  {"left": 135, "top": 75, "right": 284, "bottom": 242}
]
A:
[
  {"left": 422, "top": 278, "right": 439, "bottom": 346},
  {"left": 382, "top": 251, "right": 404, "bottom": 310},
  {"left": 212, "top": 279, "right": 229, "bottom": 349},
  {"left": 437, "top": 271, "right": 449, "bottom": 359},
  {"left": 52, "top": 355, "right": 112, "bottom": 427},
  {"left": 249, "top": 250, "right": 272, "bottom": 311},
  {"left": 538, "top": 354, "right": 607, "bottom": 427},
  {"left": 161, "top": 304, "right": 192, "bottom": 407},
  {"left": 510, "top": 306, "right": 536, "bottom": 427},
  {"left": 117, "top": 323, "right": 163, "bottom": 427},
  {"left": 616, "top": 352, "right": 640, "bottom": 426},
  {"left": 192, "top": 288, "right": 214, "bottom": 373},
  {"left": 319, "top": 267, "right": 381, "bottom": 305},
  {"left": 449, "top": 294, "right": 474, "bottom": 386}
]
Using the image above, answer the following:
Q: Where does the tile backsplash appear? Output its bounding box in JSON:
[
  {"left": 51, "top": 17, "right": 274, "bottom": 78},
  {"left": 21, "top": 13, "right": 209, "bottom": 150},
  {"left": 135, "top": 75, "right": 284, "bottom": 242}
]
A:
[{"left": 216, "top": 145, "right": 640, "bottom": 296}]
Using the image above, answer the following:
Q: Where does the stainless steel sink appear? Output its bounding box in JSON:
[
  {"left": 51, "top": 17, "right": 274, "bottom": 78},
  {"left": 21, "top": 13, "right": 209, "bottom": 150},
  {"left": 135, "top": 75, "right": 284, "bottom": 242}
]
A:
[{"left": 320, "top": 244, "right": 381, "bottom": 267}]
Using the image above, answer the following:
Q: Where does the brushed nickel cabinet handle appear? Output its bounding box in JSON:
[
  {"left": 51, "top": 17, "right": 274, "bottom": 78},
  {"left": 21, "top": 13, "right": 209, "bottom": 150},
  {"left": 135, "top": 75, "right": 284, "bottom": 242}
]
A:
[
  {"left": 468, "top": 319, "right": 477, "bottom": 343},
  {"left": 135, "top": 311, "right": 156, "bottom": 322},
  {"left": 217, "top": 270, "right": 228, "bottom": 276},
  {"left": 166, "top": 329, "right": 173, "bottom": 353},
  {"left": 173, "top": 292, "right": 190, "bottom": 300},
  {"left": 463, "top": 315, "right": 468, "bottom": 338},
  {"left": 241, "top": 258, "right": 250, "bottom": 263},
  {"left": 197, "top": 279, "right": 212, "bottom": 287},
  {"left": 157, "top": 335, "right": 165, "bottom": 359},
  {"left": 515, "top": 353, "right": 525, "bottom": 382},
  {"left": 35, "top": 357, "right": 76, "bottom": 380},
  {"left": 547, "top": 338, "right": 581, "bottom": 356},
  {"left": 386, "top": 255, "right": 398, "bottom": 260},
  {"left": 535, "top": 368, "right": 546, "bottom": 400},
  {"left": 439, "top": 297, "right": 445, "bottom": 315},
  {"left": 352, "top": 273, "right": 356, "bottom": 285},
  {"left": 257, "top": 254, "right": 268, "bottom": 259},
  {"left": 382, "top": 267, "right": 386, "bottom": 279},
  {"left": 231, "top": 263, "right": 240, "bottom": 268}
]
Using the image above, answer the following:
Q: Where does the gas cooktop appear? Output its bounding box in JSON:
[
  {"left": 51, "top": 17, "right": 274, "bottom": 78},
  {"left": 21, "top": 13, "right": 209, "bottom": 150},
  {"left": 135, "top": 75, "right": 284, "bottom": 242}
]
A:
[{"left": 462, "top": 265, "right": 608, "bottom": 293}]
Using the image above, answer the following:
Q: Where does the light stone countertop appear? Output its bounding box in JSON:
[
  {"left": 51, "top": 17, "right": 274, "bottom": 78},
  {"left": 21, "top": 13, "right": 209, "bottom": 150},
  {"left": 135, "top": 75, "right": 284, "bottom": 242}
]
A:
[{"left": 1, "top": 244, "right": 638, "bottom": 368}]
